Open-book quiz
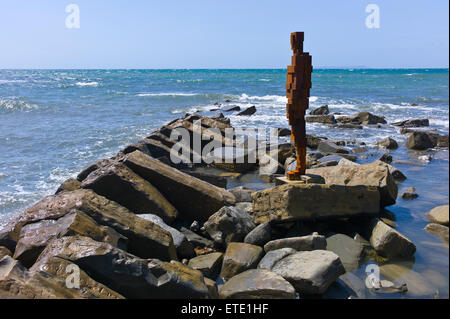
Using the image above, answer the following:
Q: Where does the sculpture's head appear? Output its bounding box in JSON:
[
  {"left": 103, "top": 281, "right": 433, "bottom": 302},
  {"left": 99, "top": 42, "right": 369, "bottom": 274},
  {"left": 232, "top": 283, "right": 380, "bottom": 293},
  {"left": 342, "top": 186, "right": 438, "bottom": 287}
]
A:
[{"left": 290, "top": 32, "right": 304, "bottom": 53}]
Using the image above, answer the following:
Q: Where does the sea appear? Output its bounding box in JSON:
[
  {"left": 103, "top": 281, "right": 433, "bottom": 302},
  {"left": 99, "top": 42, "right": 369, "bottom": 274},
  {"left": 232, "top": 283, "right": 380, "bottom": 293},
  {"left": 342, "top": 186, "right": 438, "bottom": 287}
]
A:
[{"left": 0, "top": 68, "right": 448, "bottom": 298}]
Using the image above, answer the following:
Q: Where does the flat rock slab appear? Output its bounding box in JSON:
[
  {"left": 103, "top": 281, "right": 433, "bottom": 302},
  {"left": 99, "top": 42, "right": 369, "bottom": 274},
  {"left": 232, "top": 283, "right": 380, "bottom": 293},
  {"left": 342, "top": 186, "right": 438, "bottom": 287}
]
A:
[
  {"left": 81, "top": 162, "right": 178, "bottom": 224},
  {"left": 188, "top": 252, "right": 224, "bottom": 279},
  {"left": 264, "top": 233, "right": 326, "bottom": 252},
  {"left": 5, "top": 189, "right": 177, "bottom": 261},
  {"left": 369, "top": 218, "right": 416, "bottom": 258},
  {"left": 219, "top": 269, "right": 296, "bottom": 299},
  {"left": 271, "top": 250, "right": 345, "bottom": 295},
  {"left": 275, "top": 174, "right": 325, "bottom": 186},
  {"left": 220, "top": 242, "right": 264, "bottom": 280},
  {"left": 427, "top": 205, "right": 449, "bottom": 226},
  {"left": 252, "top": 183, "right": 380, "bottom": 224},
  {"left": 31, "top": 236, "right": 208, "bottom": 299},
  {"left": 121, "top": 150, "right": 236, "bottom": 222},
  {"left": 258, "top": 248, "right": 296, "bottom": 270},
  {"left": 326, "top": 233, "right": 364, "bottom": 272},
  {"left": 13, "top": 211, "right": 127, "bottom": 268},
  {"left": 307, "top": 161, "right": 398, "bottom": 207}
]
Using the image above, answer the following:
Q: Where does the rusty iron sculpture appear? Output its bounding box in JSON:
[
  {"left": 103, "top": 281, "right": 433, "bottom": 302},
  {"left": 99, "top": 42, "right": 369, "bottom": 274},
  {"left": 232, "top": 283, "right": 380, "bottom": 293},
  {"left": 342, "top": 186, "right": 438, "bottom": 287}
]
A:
[{"left": 286, "top": 32, "right": 313, "bottom": 180}]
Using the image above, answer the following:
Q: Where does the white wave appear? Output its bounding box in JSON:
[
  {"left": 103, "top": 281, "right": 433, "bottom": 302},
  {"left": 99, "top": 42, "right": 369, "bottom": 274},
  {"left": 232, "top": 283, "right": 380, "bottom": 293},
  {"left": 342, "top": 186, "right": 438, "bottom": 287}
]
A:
[
  {"left": 258, "top": 79, "right": 270, "bottom": 82},
  {"left": 0, "top": 79, "right": 27, "bottom": 84},
  {"left": 429, "top": 118, "right": 450, "bottom": 128},
  {"left": 137, "top": 92, "right": 198, "bottom": 97},
  {"left": 238, "top": 94, "right": 287, "bottom": 104},
  {"left": 75, "top": 81, "right": 99, "bottom": 87},
  {"left": 0, "top": 99, "right": 37, "bottom": 111}
]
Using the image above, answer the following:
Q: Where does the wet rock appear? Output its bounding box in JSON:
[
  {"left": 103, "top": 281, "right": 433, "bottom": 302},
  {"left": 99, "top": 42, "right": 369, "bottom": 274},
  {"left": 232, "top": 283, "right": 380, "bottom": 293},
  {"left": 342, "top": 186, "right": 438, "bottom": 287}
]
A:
[
  {"left": 376, "top": 137, "right": 398, "bottom": 150},
  {"left": 31, "top": 256, "right": 124, "bottom": 299},
  {"left": 326, "top": 233, "right": 364, "bottom": 272},
  {"left": 219, "top": 269, "right": 296, "bottom": 299},
  {"left": 306, "top": 115, "right": 336, "bottom": 124},
  {"left": 307, "top": 161, "right": 398, "bottom": 207},
  {"left": 271, "top": 250, "right": 345, "bottom": 294},
  {"left": 264, "top": 233, "right": 326, "bottom": 252},
  {"left": 204, "top": 206, "right": 255, "bottom": 246},
  {"left": 401, "top": 188, "right": 418, "bottom": 200},
  {"left": 13, "top": 211, "right": 127, "bottom": 268},
  {"left": 32, "top": 236, "right": 208, "bottom": 299},
  {"left": 0, "top": 247, "right": 11, "bottom": 260},
  {"left": 392, "top": 118, "right": 429, "bottom": 128},
  {"left": 220, "top": 242, "right": 264, "bottom": 280},
  {"left": 368, "top": 218, "right": 416, "bottom": 258},
  {"left": 55, "top": 178, "right": 81, "bottom": 194},
  {"left": 277, "top": 128, "right": 291, "bottom": 137},
  {"left": 229, "top": 186, "right": 254, "bottom": 203},
  {"left": 337, "top": 112, "right": 387, "bottom": 125},
  {"left": 6, "top": 189, "right": 177, "bottom": 260},
  {"left": 204, "top": 277, "right": 219, "bottom": 299},
  {"left": 426, "top": 205, "right": 449, "bottom": 226},
  {"left": 406, "top": 131, "right": 435, "bottom": 150},
  {"left": 244, "top": 222, "right": 272, "bottom": 247},
  {"left": 379, "top": 153, "right": 393, "bottom": 164},
  {"left": 252, "top": 183, "right": 380, "bottom": 224},
  {"left": 237, "top": 106, "right": 256, "bottom": 116},
  {"left": 350, "top": 146, "right": 368, "bottom": 154},
  {"left": 257, "top": 248, "right": 296, "bottom": 270},
  {"left": 380, "top": 263, "right": 435, "bottom": 297},
  {"left": 81, "top": 162, "right": 178, "bottom": 224},
  {"left": 310, "top": 105, "right": 329, "bottom": 115},
  {"left": 188, "top": 252, "right": 223, "bottom": 279},
  {"left": 121, "top": 150, "right": 236, "bottom": 222},
  {"left": 0, "top": 255, "right": 90, "bottom": 299},
  {"left": 306, "top": 134, "right": 327, "bottom": 149},
  {"left": 223, "top": 106, "right": 241, "bottom": 112},
  {"left": 180, "top": 227, "right": 214, "bottom": 248},
  {"left": 317, "top": 141, "right": 349, "bottom": 154},
  {"left": 425, "top": 223, "right": 449, "bottom": 245},
  {"left": 138, "top": 214, "right": 195, "bottom": 259}
]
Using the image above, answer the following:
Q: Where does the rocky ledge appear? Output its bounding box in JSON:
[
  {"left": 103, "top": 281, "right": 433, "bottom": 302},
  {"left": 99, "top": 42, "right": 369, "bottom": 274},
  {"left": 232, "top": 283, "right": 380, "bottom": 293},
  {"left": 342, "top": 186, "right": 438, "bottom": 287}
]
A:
[{"left": 0, "top": 110, "right": 447, "bottom": 299}]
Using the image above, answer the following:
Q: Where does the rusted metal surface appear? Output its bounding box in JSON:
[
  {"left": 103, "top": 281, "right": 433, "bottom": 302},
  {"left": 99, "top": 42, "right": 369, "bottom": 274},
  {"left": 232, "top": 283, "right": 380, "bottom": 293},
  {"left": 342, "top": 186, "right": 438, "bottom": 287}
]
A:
[{"left": 286, "top": 32, "right": 313, "bottom": 180}]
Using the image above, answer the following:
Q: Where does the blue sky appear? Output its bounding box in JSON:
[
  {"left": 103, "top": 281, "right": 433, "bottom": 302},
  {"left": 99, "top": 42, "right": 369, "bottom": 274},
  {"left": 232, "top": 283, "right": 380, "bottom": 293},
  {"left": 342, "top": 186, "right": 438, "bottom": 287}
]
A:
[{"left": 0, "top": 0, "right": 448, "bottom": 68}]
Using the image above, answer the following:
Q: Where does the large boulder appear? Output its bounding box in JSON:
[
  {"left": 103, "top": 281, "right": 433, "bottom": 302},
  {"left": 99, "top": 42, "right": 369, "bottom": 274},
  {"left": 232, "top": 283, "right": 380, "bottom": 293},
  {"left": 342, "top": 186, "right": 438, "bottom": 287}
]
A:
[
  {"left": 426, "top": 205, "right": 449, "bottom": 226},
  {"left": 180, "top": 227, "right": 214, "bottom": 249},
  {"left": 307, "top": 161, "right": 398, "bottom": 207},
  {"left": 81, "top": 162, "right": 178, "bottom": 223},
  {"left": 317, "top": 141, "right": 349, "bottom": 154},
  {"left": 237, "top": 106, "right": 257, "bottom": 116},
  {"left": 219, "top": 269, "right": 296, "bottom": 299},
  {"left": 188, "top": 252, "right": 223, "bottom": 279},
  {"left": 392, "top": 118, "right": 429, "bottom": 127},
  {"left": 368, "top": 218, "right": 416, "bottom": 258},
  {"left": 270, "top": 250, "right": 345, "bottom": 294},
  {"left": 264, "top": 233, "right": 326, "bottom": 252},
  {"left": 337, "top": 112, "right": 386, "bottom": 125},
  {"left": 310, "top": 105, "right": 329, "bottom": 115},
  {"left": 204, "top": 206, "right": 255, "bottom": 246},
  {"left": 30, "top": 256, "right": 124, "bottom": 299},
  {"left": 121, "top": 150, "right": 236, "bottom": 222},
  {"left": 326, "top": 233, "right": 364, "bottom": 272},
  {"left": 31, "top": 236, "right": 209, "bottom": 299},
  {"left": 306, "top": 115, "right": 336, "bottom": 124},
  {"left": 376, "top": 137, "right": 398, "bottom": 150},
  {"left": 138, "top": 214, "right": 195, "bottom": 259},
  {"left": 55, "top": 178, "right": 81, "bottom": 194},
  {"left": 13, "top": 211, "right": 127, "bottom": 268},
  {"left": 2, "top": 189, "right": 177, "bottom": 260},
  {"left": 0, "top": 256, "right": 89, "bottom": 299},
  {"left": 220, "top": 242, "right": 264, "bottom": 280},
  {"left": 211, "top": 147, "right": 257, "bottom": 173},
  {"left": 244, "top": 222, "right": 272, "bottom": 247},
  {"left": 251, "top": 184, "right": 380, "bottom": 224},
  {"left": 406, "top": 131, "right": 449, "bottom": 150}
]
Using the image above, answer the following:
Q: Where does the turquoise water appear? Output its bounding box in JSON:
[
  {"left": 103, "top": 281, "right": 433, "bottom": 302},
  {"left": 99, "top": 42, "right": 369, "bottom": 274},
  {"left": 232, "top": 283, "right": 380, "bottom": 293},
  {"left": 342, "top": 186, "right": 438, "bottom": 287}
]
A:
[{"left": 0, "top": 69, "right": 448, "bottom": 297}]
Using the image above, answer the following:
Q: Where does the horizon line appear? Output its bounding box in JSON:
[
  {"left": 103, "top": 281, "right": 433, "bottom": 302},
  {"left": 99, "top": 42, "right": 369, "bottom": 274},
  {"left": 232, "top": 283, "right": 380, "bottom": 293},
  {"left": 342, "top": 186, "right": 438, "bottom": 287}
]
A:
[{"left": 1, "top": 67, "right": 449, "bottom": 71}]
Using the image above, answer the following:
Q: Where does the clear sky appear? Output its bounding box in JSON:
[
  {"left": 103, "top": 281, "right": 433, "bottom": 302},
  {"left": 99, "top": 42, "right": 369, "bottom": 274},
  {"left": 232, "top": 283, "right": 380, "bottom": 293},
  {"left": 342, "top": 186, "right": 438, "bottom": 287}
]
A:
[{"left": 0, "top": 0, "right": 448, "bottom": 69}]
